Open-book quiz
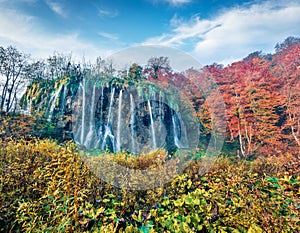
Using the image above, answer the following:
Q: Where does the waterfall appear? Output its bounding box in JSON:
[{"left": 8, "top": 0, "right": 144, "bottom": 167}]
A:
[
  {"left": 96, "top": 85, "right": 105, "bottom": 148},
  {"left": 116, "top": 89, "right": 123, "bottom": 152},
  {"left": 48, "top": 84, "right": 64, "bottom": 121},
  {"left": 148, "top": 100, "right": 157, "bottom": 149},
  {"left": 159, "top": 93, "right": 162, "bottom": 118},
  {"left": 101, "top": 87, "right": 116, "bottom": 151},
  {"left": 177, "top": 113, "right": 189, "bottom": 148},
  {"left": 37, "top": 96, "right": 46, "bottom": 112},
  {"left": 25, "top": 98, "right": 31, "bottom": 115},
  {"left": 159, "top": 94, "right": 164, "bottom": 143},
  {"left": 80, "top": 79, "right": 86, "bottom": 144},
  {"left": 84, "top": 83, "right": 96, "bottom": 147},
  {"left": 130, "top": 94, "right": 136, "bottom": 153},
  {"left": 22, "top": 78, "right": 197, "bottom": 154},
  {"left": 172, "top": 114, "right": 182, "bottom": 148},
  {"left": 101, "top": 125, "right": 116, "bottom": 152},
  {"left": 60, "top": 85, "right": 68, "bottom": 115},
  {"left": 107, "top": 87, "right": 115, "bottom": 124},
  {"left": 99, "top": 86, "right": 104, "bottom": 127}
]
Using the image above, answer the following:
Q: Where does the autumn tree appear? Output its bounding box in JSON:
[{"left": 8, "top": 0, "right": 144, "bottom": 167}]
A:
[
  {"left": 232, "top": 59, "right": 283, "bottom": 157},
  {"left": 272, "top": 40, "right": 300, "bottom": 155},
  {"left": 144, "top": 56, "right": 172, "bottom": 79}
]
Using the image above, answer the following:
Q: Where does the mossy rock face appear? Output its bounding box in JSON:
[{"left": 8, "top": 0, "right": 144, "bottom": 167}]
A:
[
  {"left": 21, "top": 74, "right": 199, "bottom": 153},
  {"left": 21, "top": 74, "right": 181, "bottom": 116}
]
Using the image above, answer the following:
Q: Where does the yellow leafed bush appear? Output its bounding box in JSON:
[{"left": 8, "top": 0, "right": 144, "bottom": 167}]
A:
[{"left": 0, "top": 138, "right": 299, "bottom": 232}]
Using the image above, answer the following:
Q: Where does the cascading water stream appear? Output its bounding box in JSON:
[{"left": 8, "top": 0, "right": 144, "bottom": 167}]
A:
[
  {"left": 159, "top": 94, "right": 165, "bottom": 143},
  {"left": 107, "top": 88, "right": 115, "bottom": 124},
  {"left": 96, "top": 85, "right": 105, "bottom": 148},
  {"left": 80, "top": 79, "right": 86, "bottom": 144},
  {"left": 25, "top": 98, "right": 31, "bottom": 115},
  {"left": 159, "top": 93, "right": 162, "bottom": 118},
  {"left": 84, "top": 83, "right": 96, "bottom": 147},
  {"left": 116, "top": 89, "right": 123, "bottom": 151},
  {"left": 130, "top": 94, "right": 136, "bottom": 153},
  {"left": 172, "top": 114, "right": 182, "bottom": 148},
  {"left": 177, "top": 113, "right": 189, "bottom": 148},
  {"left": 148, "top": 100, "right": 157, "bottom": 149},
  {"left": 60, "top": 85, "right": 68, "bottom": 115},
  {"left": 37, "top": 96, "right": 47, "bottom": 112},
  {"left": 101, "top": 87, "right": 116, "bottom": 151},
  {"left": 99, "top": 86, "right": 104, "bottom": 128},
  {"left": 48, "top": 84, "right": 64, "bottom": 121}
]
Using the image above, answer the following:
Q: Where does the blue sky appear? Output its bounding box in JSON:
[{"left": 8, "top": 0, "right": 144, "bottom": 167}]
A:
[{"left": 0, "top": 0, "right": 299, "bottom": 66}]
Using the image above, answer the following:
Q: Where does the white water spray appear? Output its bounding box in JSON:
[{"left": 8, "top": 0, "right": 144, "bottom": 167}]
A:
[
  {"left": 48, "top": 84, "right": 64, "bottom": 121},
  {"left": 148, "top": 100, "right": 157, "bottom": 148},
  {"left": 84, "top": 83, "right": 96, "bottom": 147},
  {"left": 116, "top": 89, "right": 123, "bottom": 151},
  {"left": 101, "top": 87, "right": 116, "bottom": 150},
  {"left": 130, "top": 94, "right": 136, "bottom": 153},
  {"left": 80, "top": 80, "right": 86, "bottom": 144}
]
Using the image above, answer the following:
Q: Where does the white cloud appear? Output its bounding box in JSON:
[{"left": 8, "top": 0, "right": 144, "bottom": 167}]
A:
[
  {"left": 0, "top": 7, "right": 111, "bottom": 62},
  {"left": 46, "top": 0, "right": 67, "bottom": 18},
  {"left": 169, "top": 14, "right": 184, "bottom": 27},
  {"left": 151, "top": 0, "right": 192, "bottom": 6},
  {"left": 98, "top": 32, "right": 118, "bottom": 40},
  {"left": 143, "top": 1, "right": 300, "bottom": 65},
  {"left": 165, "top": 0, "right": 191, "bottom": 4},
  {"left": 98, "top": 8, "right": 118, "bottom": 18}
]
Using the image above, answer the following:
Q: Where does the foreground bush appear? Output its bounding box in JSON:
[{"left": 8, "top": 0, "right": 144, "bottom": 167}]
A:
[{"left": 0, "top": 139, "right": 299, "bottom": 232}]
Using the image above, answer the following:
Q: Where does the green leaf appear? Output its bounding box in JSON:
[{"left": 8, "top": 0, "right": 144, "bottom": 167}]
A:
[
  {"left": 185, "top": 197, "right": 193, "bottom": 205},
  {"left": 139, "top": 225, "right": 150, "bottom": 233},
  {"left": 290, "top": 178, "right": 297, "bottom": 184},
  {"left": 267, "top": 177, "right": 278, "bottom": 183}
]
